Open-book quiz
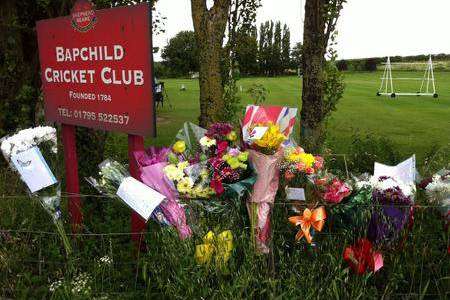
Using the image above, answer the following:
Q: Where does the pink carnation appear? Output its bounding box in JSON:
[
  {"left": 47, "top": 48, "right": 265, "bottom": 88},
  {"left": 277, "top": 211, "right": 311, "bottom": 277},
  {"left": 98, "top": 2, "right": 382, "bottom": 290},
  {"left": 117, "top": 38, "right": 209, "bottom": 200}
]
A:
[{"left": 323, "top": 179, "right": 351, "bottom": 204}]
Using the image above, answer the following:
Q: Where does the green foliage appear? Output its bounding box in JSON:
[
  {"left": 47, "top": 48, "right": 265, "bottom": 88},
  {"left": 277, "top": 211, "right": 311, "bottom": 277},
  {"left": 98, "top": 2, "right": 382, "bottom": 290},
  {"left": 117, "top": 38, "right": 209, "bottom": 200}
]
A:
[
  {"left": 221, "top": 78, "right": 243, "bottom": 125},
  {"left": 246, "top": 83, "right": 268, "bottom": 105},
  {"left": 291, "top": 42, "right": 303, "bottom": 72},
  {"left": 346, "top": 133, "right": 401, "bottom": 174},
  {"left": 234, "top": 27, "right": 259, "bottom": 76},
  {"left": 323, "top": 61, "right": 345, "bottom": 119},
  {"left": 162, "top": 31, "right": 199, "bottom": 77}
]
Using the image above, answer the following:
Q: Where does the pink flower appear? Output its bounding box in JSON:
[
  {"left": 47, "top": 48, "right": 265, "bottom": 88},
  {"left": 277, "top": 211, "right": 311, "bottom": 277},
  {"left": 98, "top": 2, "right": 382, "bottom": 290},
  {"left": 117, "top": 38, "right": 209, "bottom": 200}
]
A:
[
  {"left": 228, "top": 148, "right": 240, "bottom": 157},
  {"left": 295, "top": 162, "right": 306, "bottom": 171},
  {"left": 305, "top": 167, "right": 315, "bottom": 175},
  {"left": 323, "top": 179, "right": 351, "bottom": 204},
  {"left": 314, "top": 156, "right": 324, "bottom": 169}
]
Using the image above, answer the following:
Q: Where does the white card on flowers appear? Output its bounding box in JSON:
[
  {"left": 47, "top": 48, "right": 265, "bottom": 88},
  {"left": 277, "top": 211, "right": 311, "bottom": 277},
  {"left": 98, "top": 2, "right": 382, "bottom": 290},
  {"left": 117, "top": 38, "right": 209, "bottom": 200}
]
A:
[
  {"left": 247, "top": 127, "right": 268, "bottom": 141},
  {"left": 116, "top": 177, "right": 165, "bottom": 221},
  {"left": 374, "top": 155, "right": 416, "bottom": 184},
  {"left": 286, "top": 187, "right": 306, "bottom": 201},
  {"left": 11, "top": 146, "right": 57, "bottom": 193}
]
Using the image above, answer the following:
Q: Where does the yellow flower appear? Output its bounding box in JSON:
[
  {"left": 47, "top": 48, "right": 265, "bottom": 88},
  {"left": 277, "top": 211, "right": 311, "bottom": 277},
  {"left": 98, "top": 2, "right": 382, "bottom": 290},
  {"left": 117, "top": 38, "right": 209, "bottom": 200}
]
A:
[
  {"left": 163, "top": 164, "right": 184, "bottom": 181},
  {"left": 177, "top": 177, "right": 194, "bottom": 194},
  {"left": 237, "top": 151, "right": 249, "bottom": 162},
  {"left": 254, "top": 123, "right": 286, "bottom": 152},
  {"left": 298, "top": 153, "right": 315, "bottom": 168},
  {"left": 195, "top": 230, "right": 233, "bottom": 267},
  {"left": 172, "top": 140, "right": 186, "bottom": 154},
  {"left": 177, "top": 161, "right": 189, "bottom": 171},
  {"left": 226, "top": 131, "right": 237, "bottom": 141}
]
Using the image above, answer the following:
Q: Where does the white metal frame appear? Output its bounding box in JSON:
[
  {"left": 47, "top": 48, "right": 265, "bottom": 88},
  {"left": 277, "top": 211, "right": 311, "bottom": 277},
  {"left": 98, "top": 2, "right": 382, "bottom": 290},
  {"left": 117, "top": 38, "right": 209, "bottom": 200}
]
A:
[{"left": 377, "top": 55, "right": 438, "bottom": 98}]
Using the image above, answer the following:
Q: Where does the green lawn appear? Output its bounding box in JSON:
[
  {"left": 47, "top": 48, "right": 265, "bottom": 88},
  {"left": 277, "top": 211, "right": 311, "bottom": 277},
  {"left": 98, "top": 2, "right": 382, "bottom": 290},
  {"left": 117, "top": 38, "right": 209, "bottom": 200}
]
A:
[{"left": 107, "top": 71, "right": 449, "bottom": 163}]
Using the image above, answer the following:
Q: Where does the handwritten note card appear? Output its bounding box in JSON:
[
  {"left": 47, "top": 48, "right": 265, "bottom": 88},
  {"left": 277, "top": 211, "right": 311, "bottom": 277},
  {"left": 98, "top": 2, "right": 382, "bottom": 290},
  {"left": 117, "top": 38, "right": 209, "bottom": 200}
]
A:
[
  {"left": 11, "top": 146, "right": 57, "bottom": 193},
  {"left": 116, "top": 177, "right": 165, "bottom": 221}
]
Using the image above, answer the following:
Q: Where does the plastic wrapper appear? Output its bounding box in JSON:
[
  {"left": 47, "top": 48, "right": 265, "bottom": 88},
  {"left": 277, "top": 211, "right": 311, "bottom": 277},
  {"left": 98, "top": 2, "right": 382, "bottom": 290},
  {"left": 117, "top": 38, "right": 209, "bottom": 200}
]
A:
[
  {"left": 247, "top": 149, "right": 283, "bottom": 253},
  {"left": 87, "top": 159, "right": 165, "bottom": 223},
  {"left": 134, "top": 148, "right": 192, "bottom": 239},
  {"left": 1, "top": 126, "right": 71, "bottom": 255},
  {"left": 242, "top": 105, "right": 297, "bottom": 254},
  {"left": 424, "top": 169, "right": 450, "bottom": 227}
]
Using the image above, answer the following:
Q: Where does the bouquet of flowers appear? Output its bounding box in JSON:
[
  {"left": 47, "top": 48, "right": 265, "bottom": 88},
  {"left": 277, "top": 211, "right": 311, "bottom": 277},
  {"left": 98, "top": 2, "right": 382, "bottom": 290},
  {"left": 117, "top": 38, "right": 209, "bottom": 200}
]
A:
[
  {"left": 423, "top": 169, "right": 450, "bottom": 227},
  {"left": 1, "top": 126, "right": 71, "bottom": 255},
  {"left": 200, "top": 122, "right": 252, "bottom": 197},
  {"left": 134, "top": 146, "right": 192, "bottom": 239},
  {"left": 281, "top": 146, "right": 325, "bottom": 202},
  {"left": 87, "top": 159, "right": 165, "bottom": 223},
  {"left": 358, "top": 175, "right": 415, "bottom": 248},
  {"left": 162, "top": 142, "right": 215, "bottom": 200},
  {"left": 325, "top": 175, "right": 372, "bottom": 238},
  {"left": 242, "top": 105, "right": 297, "bottom": 253},
  {"left": 165, "top": 122, "right": 254, "bottom": 201}
]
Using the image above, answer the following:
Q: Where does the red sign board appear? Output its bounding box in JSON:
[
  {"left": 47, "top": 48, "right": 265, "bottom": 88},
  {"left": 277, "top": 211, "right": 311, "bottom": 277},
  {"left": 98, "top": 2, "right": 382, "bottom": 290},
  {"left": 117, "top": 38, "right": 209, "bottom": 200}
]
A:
[{"left": 36, "top": 1, "right": 155, "bottom": 136}]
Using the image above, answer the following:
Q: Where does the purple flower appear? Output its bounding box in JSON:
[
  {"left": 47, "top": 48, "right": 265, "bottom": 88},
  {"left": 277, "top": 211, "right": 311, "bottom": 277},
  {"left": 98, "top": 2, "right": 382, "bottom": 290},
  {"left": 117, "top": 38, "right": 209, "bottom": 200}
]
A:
[{"left": 205, "top": 123, "right": 233, "bottom": 140}]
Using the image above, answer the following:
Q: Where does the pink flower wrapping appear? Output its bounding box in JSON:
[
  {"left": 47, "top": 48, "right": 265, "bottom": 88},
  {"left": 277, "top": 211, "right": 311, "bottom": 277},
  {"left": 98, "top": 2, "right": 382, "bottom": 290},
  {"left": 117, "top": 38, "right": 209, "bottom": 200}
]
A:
[
  {"left": 134, "top": 150, "right": 192, "bottom": 240},
  {"left": 247, "top": 149, "right": 283, "bottom": 253}
]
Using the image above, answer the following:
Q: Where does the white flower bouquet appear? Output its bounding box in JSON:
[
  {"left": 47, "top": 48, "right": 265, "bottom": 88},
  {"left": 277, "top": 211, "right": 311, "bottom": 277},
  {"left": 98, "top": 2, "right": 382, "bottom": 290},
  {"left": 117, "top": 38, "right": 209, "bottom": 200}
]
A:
[
  {"left": 87, "top": 159, "right": 166, "bottom": 222},
  {"left": 424, "top": 170, "right": 450, "bottom": 226},
  {"left": 1, "top": 126, "right": 71, "bottom": 255}
]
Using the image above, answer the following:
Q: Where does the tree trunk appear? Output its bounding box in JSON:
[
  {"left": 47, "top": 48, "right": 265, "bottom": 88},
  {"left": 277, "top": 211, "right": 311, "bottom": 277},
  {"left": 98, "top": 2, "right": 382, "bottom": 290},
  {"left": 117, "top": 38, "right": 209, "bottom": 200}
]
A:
[
  {"left": 300, "top": 0, "right": 327, "bottom": 152},
  {"left": 191, "top": 0, "right": 230, "bottom": 127}
]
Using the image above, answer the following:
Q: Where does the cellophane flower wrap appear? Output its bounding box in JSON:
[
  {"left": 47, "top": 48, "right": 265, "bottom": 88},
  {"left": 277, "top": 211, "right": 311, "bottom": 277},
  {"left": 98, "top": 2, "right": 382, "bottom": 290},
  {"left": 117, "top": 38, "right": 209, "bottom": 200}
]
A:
[
  {"left": 134, "top": 147, "right": 192, "bottom": 239},
  {"left": 424, "top": 169, "right": 450, "bottom": 227},
  {"left": 242, "top": 105, "right": 297, "bottom": 253},
  {"left": 358, "top": 175, "right": 415, "bottom": 248},
  {"left": 162, "top": 122, "right": 255, "bottom": 234},
  {"left": 87, "top": 159, "right": 166, "bottom": 224},
  {"left": 1, "top": 126, "right": 71, "bottom": 256}
]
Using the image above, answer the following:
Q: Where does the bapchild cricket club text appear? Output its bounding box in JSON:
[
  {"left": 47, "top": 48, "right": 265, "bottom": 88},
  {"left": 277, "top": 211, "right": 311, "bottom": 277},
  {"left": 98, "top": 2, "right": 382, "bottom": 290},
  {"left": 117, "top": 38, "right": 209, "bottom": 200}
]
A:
[{"left": 43, "top": 45, "right": 144, "bottom": 86}]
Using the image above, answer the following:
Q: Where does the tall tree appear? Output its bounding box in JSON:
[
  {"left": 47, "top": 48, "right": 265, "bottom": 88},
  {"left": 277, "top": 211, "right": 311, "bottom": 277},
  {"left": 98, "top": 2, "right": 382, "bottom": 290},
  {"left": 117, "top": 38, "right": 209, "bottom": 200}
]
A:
[
  {"left": 235, "top": 27, "right": 259, "bottom": 75},
  {"left": 281, "top": 24, "right": 291, "bottom": 72},
  {"left": 272, "top": 21, "right": 282, "bottom": 76},
  {"left": 162, "top": 31, "right": 199, "bottom": 76},
  {"left": 226, "top": 0, "right": 261, "bottom": 77},
  {"left": 191, "top": 0, "right": 231, "bottom": 127},
  {"left": 300, "top": 0, "right": 346, "bottom": 151},
  {"left": 291, "top": 42, "right": 303, "bottom": 72},
  {"left": 258, "top": 22, "right": 267, "bottom": 74}
]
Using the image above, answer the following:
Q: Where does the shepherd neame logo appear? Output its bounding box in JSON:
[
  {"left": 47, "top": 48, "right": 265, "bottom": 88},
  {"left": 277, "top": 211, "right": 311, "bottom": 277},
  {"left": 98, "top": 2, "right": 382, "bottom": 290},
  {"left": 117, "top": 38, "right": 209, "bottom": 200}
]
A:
[{"left": 71, "top": 0, "right": 97, "bottom": 32}]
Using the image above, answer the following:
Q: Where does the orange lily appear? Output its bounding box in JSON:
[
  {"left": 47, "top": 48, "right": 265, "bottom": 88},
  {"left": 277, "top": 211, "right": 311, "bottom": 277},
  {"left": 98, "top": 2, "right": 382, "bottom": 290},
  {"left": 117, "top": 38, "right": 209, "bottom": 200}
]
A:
[{"left": 288, "top": 206, "right": 327, "bottom": 243}]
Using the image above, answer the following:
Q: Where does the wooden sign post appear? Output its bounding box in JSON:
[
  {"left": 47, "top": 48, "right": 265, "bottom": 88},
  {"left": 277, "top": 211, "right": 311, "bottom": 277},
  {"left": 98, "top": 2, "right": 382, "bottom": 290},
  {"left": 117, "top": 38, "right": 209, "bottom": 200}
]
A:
[{"left": 36, "top": 0, "right": 155, "bottom": 247}]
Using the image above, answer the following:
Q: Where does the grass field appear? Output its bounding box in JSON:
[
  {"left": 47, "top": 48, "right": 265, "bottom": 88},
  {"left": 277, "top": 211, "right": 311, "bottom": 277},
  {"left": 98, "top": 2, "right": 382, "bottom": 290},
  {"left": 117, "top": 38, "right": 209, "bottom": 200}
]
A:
[
  {"left": 107, "top": 71, "right": 450, "bottom": 165},
  {"left": 1, "top": 71, "right": 449, "bottom": 298}
]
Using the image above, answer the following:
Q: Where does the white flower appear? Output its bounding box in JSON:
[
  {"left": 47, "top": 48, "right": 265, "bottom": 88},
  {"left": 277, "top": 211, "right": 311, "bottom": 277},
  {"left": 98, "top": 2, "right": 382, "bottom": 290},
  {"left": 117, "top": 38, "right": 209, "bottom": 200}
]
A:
[
  {"left": 98, "top": 255, "right": 113, "bottom": 265},
  {"left": 49, "top": 279, "right": 63, "bottom": 292},
  {"left": 1, "top": 126, "right": 57, "bottom": 158},
  {"left": 71, "top": 273, "right": 92, "bottom": 296},
  {"left": 199, "top": 136, "right": 216, "bottom": 148},
  {"left": 360, "top": 175, "right": 416, "bottom": 197}
]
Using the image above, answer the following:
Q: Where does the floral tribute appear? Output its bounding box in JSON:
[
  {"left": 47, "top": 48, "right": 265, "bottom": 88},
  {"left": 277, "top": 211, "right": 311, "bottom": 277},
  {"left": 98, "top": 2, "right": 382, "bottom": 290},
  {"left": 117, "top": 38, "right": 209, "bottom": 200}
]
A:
[
  {"left": 343, "top": 238, "right": 383, "bottom": 275},
  {"left": 1, "top": 126, "right": 71, "bottom": 256},
  {"left": 242, "top": 105, "right": 297, "bottom": 254},
  {"left": 422, "top": 169, "right": 450, "bottom": 228}
]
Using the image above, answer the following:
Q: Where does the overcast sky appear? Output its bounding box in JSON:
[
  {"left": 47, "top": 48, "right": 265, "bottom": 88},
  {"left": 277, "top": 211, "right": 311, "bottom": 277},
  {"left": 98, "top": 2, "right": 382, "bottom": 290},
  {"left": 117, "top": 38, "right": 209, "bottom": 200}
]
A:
[{"left": 153, "top": 0, "right": 450, "bottom": 61}]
